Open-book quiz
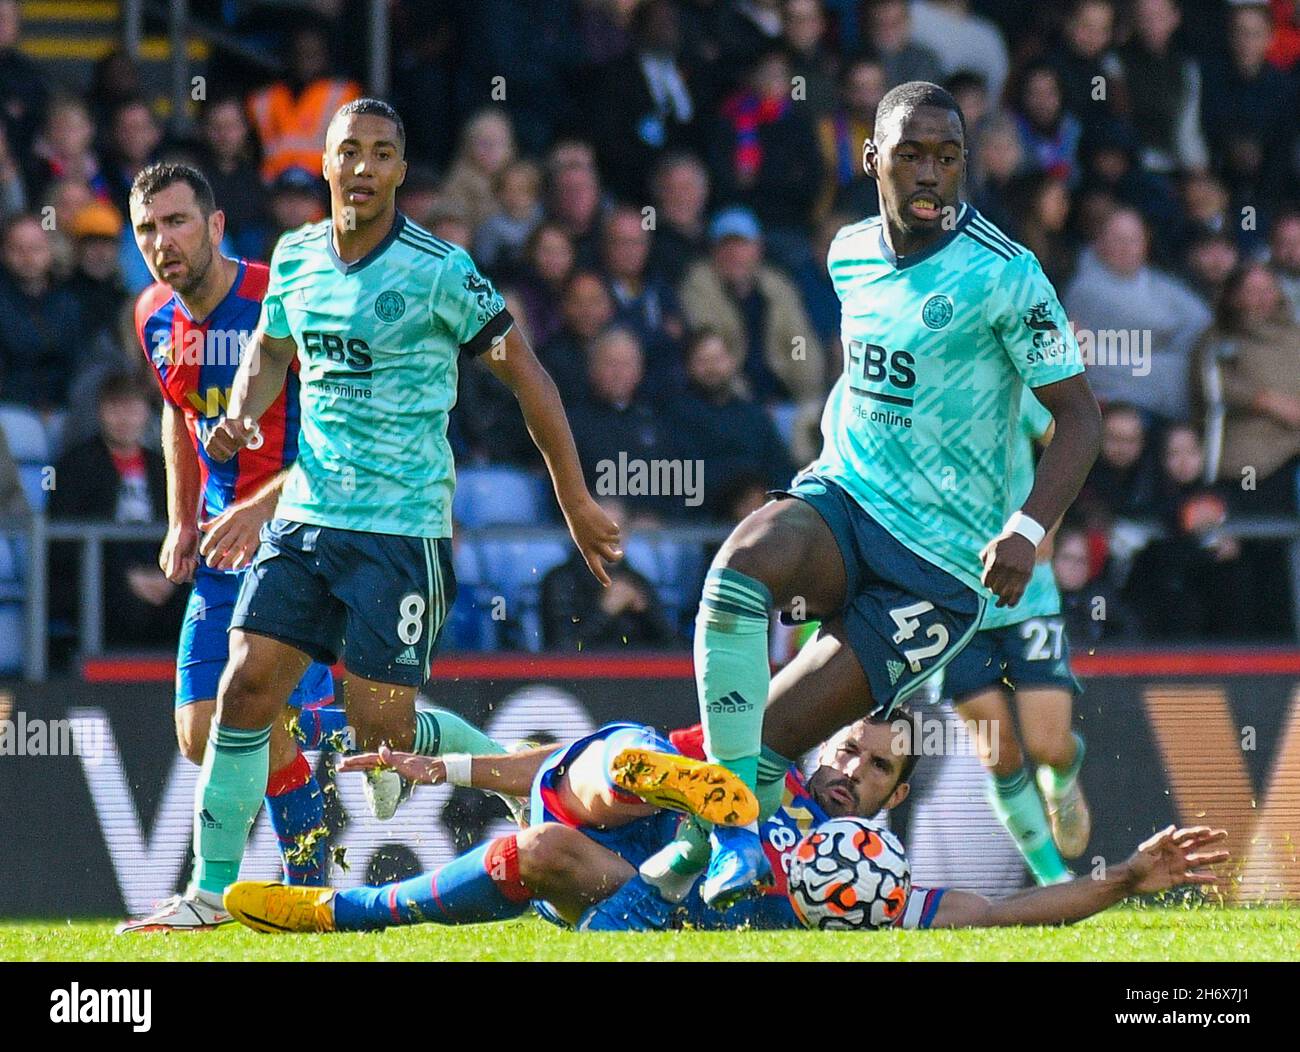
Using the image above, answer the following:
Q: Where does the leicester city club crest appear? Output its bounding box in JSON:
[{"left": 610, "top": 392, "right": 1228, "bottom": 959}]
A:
[
  {"left": 375, "top": 289, "right": 406, "bottom": 322},
  {"left": 921, "top": 294, "right": 953, "bottom": 330}
]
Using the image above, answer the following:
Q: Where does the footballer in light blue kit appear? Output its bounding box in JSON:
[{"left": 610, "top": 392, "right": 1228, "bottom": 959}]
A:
[
  {"left": 221, "top": 717, "right": 1227, "bottom": 936},
  {"left": 163, "top": 99, "right": 621, "bottom": 927},
  {"left": 942, "top": 387, "right": 1091, "bottom": 886},
  {"left": 676, "top": 81, "right": 1102, "bottom": 907},
  {"left": 118, "top": 163, "right": 352, "bottom": 933}
]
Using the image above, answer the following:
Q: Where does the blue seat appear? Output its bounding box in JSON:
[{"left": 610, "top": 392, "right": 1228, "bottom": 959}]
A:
[
  {"left": 470, "top": 538, "right": 570, "bottom": 651},
  {"left": 453, "top": 467, "right": 549, "bottom": 527},
  {"left": 768, "top": 402, "right": 800, "bottom": 450},
  {"left": 43, "top": 410, "right": 67, "bottom": 461},
  {"left": 441, "top": 540, "right": 499, "bottom": 652},
  {"left": 18, "top": 465, "right": 47, "bottom": 511},
  {"left": 0, "top": 601, "right": 23, "bottom": 674},
  {"left": 0, "top": 403, "right": 48, "bottom": 463},
  {"left": 622, "top": 536, "right": 705, "bottom": 635}
]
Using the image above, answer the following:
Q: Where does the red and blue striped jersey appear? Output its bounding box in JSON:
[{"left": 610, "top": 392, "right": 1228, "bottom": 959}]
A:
[{"left": 134, "top": 258, "right": 302, "bottom": 525}]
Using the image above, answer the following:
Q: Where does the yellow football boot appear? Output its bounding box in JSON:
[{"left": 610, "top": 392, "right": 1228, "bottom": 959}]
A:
[
  {"left": 610, "top": 749, "right": 759, "bottom": 827},
  {"left": 224, "top": 881, "right": 337, "bottom": 934}
]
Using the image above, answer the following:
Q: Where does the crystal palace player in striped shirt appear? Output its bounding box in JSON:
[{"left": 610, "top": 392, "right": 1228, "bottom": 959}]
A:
[{"left": 119, "top": 163, "right": 349, "bottom": 933}]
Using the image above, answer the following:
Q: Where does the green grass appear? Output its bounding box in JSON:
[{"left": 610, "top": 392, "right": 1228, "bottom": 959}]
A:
[{"left": 4, "top": 907, "right": 1298, "bottom": 962}]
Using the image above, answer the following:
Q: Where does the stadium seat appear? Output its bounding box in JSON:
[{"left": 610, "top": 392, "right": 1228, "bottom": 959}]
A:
[
  {"left": 43, "top": 411, "right": 67, "bottom": 461},
  {"left": 17, "top": 465, "right": 48, "bottom": 511},
  {"left": 0, "top": 405, "right": 52, "bottom": 513},
  {"left": 622, "top": 535, "right": 706, "bottom": 635},
  {"left": 0, "top": 601, "right": 23, "bottom": 674},
  {"left": 468, "top": 537, "right": 570, "bottom": 651},
  {"left": 442, "top": 540, "right": 500, "bottom": 652},
  {"left": 452, "top": 467, "right": 549, "bottom": 527},
  {"left": 0, "top": 404, "right": 48, "bottom": 463},
  {"left": 768, "top": 403, "right": 800, "bottom": 451}
]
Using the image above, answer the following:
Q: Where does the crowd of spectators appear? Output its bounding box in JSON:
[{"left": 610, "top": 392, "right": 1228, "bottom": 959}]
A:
[{"left": 2, "top": 0, "right": 1300, "bottom": 652}]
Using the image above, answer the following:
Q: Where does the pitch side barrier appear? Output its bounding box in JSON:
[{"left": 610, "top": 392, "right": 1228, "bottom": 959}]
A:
[{"left": 1, "top": 650, "right": 1297, "bottom": 916}]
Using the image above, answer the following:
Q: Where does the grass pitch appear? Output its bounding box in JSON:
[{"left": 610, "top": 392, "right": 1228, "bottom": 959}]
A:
[{"left": 3, "top": 906, "right": 1298, "bottom": 962}]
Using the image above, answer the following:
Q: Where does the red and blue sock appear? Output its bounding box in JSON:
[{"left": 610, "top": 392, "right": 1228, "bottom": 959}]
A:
[
  {"left": 293, "top": 702, "right": 351, "bottom": 752},
  {"left": 264, "top": 750, "right": 329, "bottom": 886},
  {"left": 332, "top": 835, "right": 533, "bottom": 930}
]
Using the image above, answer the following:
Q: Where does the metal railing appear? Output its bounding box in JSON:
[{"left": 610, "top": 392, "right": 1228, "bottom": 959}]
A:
[
  {"left": 124, "top": 0, "right": 393, "bottom": 134},
  {"left": 6, "top": 514, "right": 1300, "bottom": 683}
]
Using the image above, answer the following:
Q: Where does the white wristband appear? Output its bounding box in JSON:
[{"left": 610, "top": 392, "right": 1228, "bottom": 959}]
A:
[
  {"left": 442, "top": 753, "right": 473, "bottom": 787},
  {"left": 1005, "top": 511, "right": 1046, "bottom": 548}
]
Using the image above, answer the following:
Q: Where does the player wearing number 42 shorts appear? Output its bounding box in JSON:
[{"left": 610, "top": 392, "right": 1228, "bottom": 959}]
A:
[{"left": 674, "top": 80, "right": 1102, "bottom": 908}]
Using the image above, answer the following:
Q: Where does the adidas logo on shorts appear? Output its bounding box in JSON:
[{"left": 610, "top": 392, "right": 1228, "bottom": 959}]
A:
[
  {"left": 395, "top": 645, "right": 421, "bottom": 667},
  {"left": 887, "top": 659, "right": 905, "bottom": 685}
]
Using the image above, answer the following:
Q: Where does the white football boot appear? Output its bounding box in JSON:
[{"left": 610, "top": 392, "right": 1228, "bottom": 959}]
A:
[{"left": 116, "top": 892, "right": 231, "bottom": 933}]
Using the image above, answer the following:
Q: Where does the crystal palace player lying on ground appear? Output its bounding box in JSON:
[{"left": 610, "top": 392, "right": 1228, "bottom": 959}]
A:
[{"left": 223, "top": 717, "right": 1228, "bottom": 934}]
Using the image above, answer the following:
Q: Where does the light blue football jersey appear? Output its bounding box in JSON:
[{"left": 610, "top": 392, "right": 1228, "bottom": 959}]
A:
[
  {"left": 814, "top": 203, "right": 1084, "bottom": 596},
  {"left": 260, "top": 213, "right": 510, "bottom": 537},
  {"left": 980, "top": 388, "right": 1063, "bottom": 629}
]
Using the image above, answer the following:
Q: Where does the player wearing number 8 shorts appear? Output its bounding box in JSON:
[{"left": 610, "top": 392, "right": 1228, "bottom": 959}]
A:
[
  {"left": 942, "top": 387, "right": 1090, "bottom": 885},
  {"left": 169, "top": 99, "right": 620, "bottom": 922}
]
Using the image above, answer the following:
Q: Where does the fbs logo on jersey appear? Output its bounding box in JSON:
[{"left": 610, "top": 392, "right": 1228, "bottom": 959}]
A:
[
  {"left": 375, "top": 290, "right": 406, "bottom": 322},
  {"left": 921, "top": 294, "right": 953, "bottom": 330}
]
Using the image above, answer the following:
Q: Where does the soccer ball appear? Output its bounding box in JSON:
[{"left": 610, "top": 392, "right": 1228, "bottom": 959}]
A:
[{"left": 786, "top": 817, "right": 910, "bottom": 931}]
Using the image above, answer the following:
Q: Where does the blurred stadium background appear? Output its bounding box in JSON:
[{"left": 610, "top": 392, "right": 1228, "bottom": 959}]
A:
[{"left": 0, "top": 0, "right": 1298, "bottom": 919}]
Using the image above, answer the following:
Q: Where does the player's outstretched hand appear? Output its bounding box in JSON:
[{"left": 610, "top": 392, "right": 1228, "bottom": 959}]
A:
[
  {"left": 979, "top": 531, "right": 1035, "bottom": 607},
  {"left": 158, "top": 523, "right": 199, "bottom": 583},
  {"left": 563, "top": 496, "right": 623, "bottom": 586},
  {"left": 198, "top": 499, "right": 267, "bottom": 571},
  {"left": 1122, "top": 825, "right": 1230, "bottom": 895},
  {"left": 337, "top": 743, "right": 447, "bottom": 785},
  {"left": 204, "top": 416, "right": 259, "bottom": 463}
]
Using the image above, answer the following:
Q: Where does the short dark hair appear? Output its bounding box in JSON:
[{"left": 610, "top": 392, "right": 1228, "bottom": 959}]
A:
[
  {"left": 331, "top": 97, "right": 405, "bottom": 154},
  {"left": 874, "top": 80, "right": 966, "bottom": 141},
  {"left": 130, "top": 162, "right": 216, "bottom": 216},
  {"left": 97, "top": 370, "right": 152, "bottom": 407}
]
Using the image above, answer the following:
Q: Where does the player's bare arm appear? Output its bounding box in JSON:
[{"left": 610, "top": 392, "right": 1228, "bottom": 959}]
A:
[
  {"left": 929, "top": 825, "right": 1228, "bottom": 929},
  {"left": 159, "top": 399, "right": 202, "bottom": 583},
  {"left": 981, "top": 374, "right": 1100, "bottom": 607},
  {"left": 198, "top": 468, "right": 290, "bottom": 571},
  {"left": 338, "top": 742, "right": 559, "bottom": 796},
  {"left": 204, "top": 321, "right": 298, "bottom": 463},
  {"left": 486, "top": 325, "right": 623, "bottom": 585}
]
